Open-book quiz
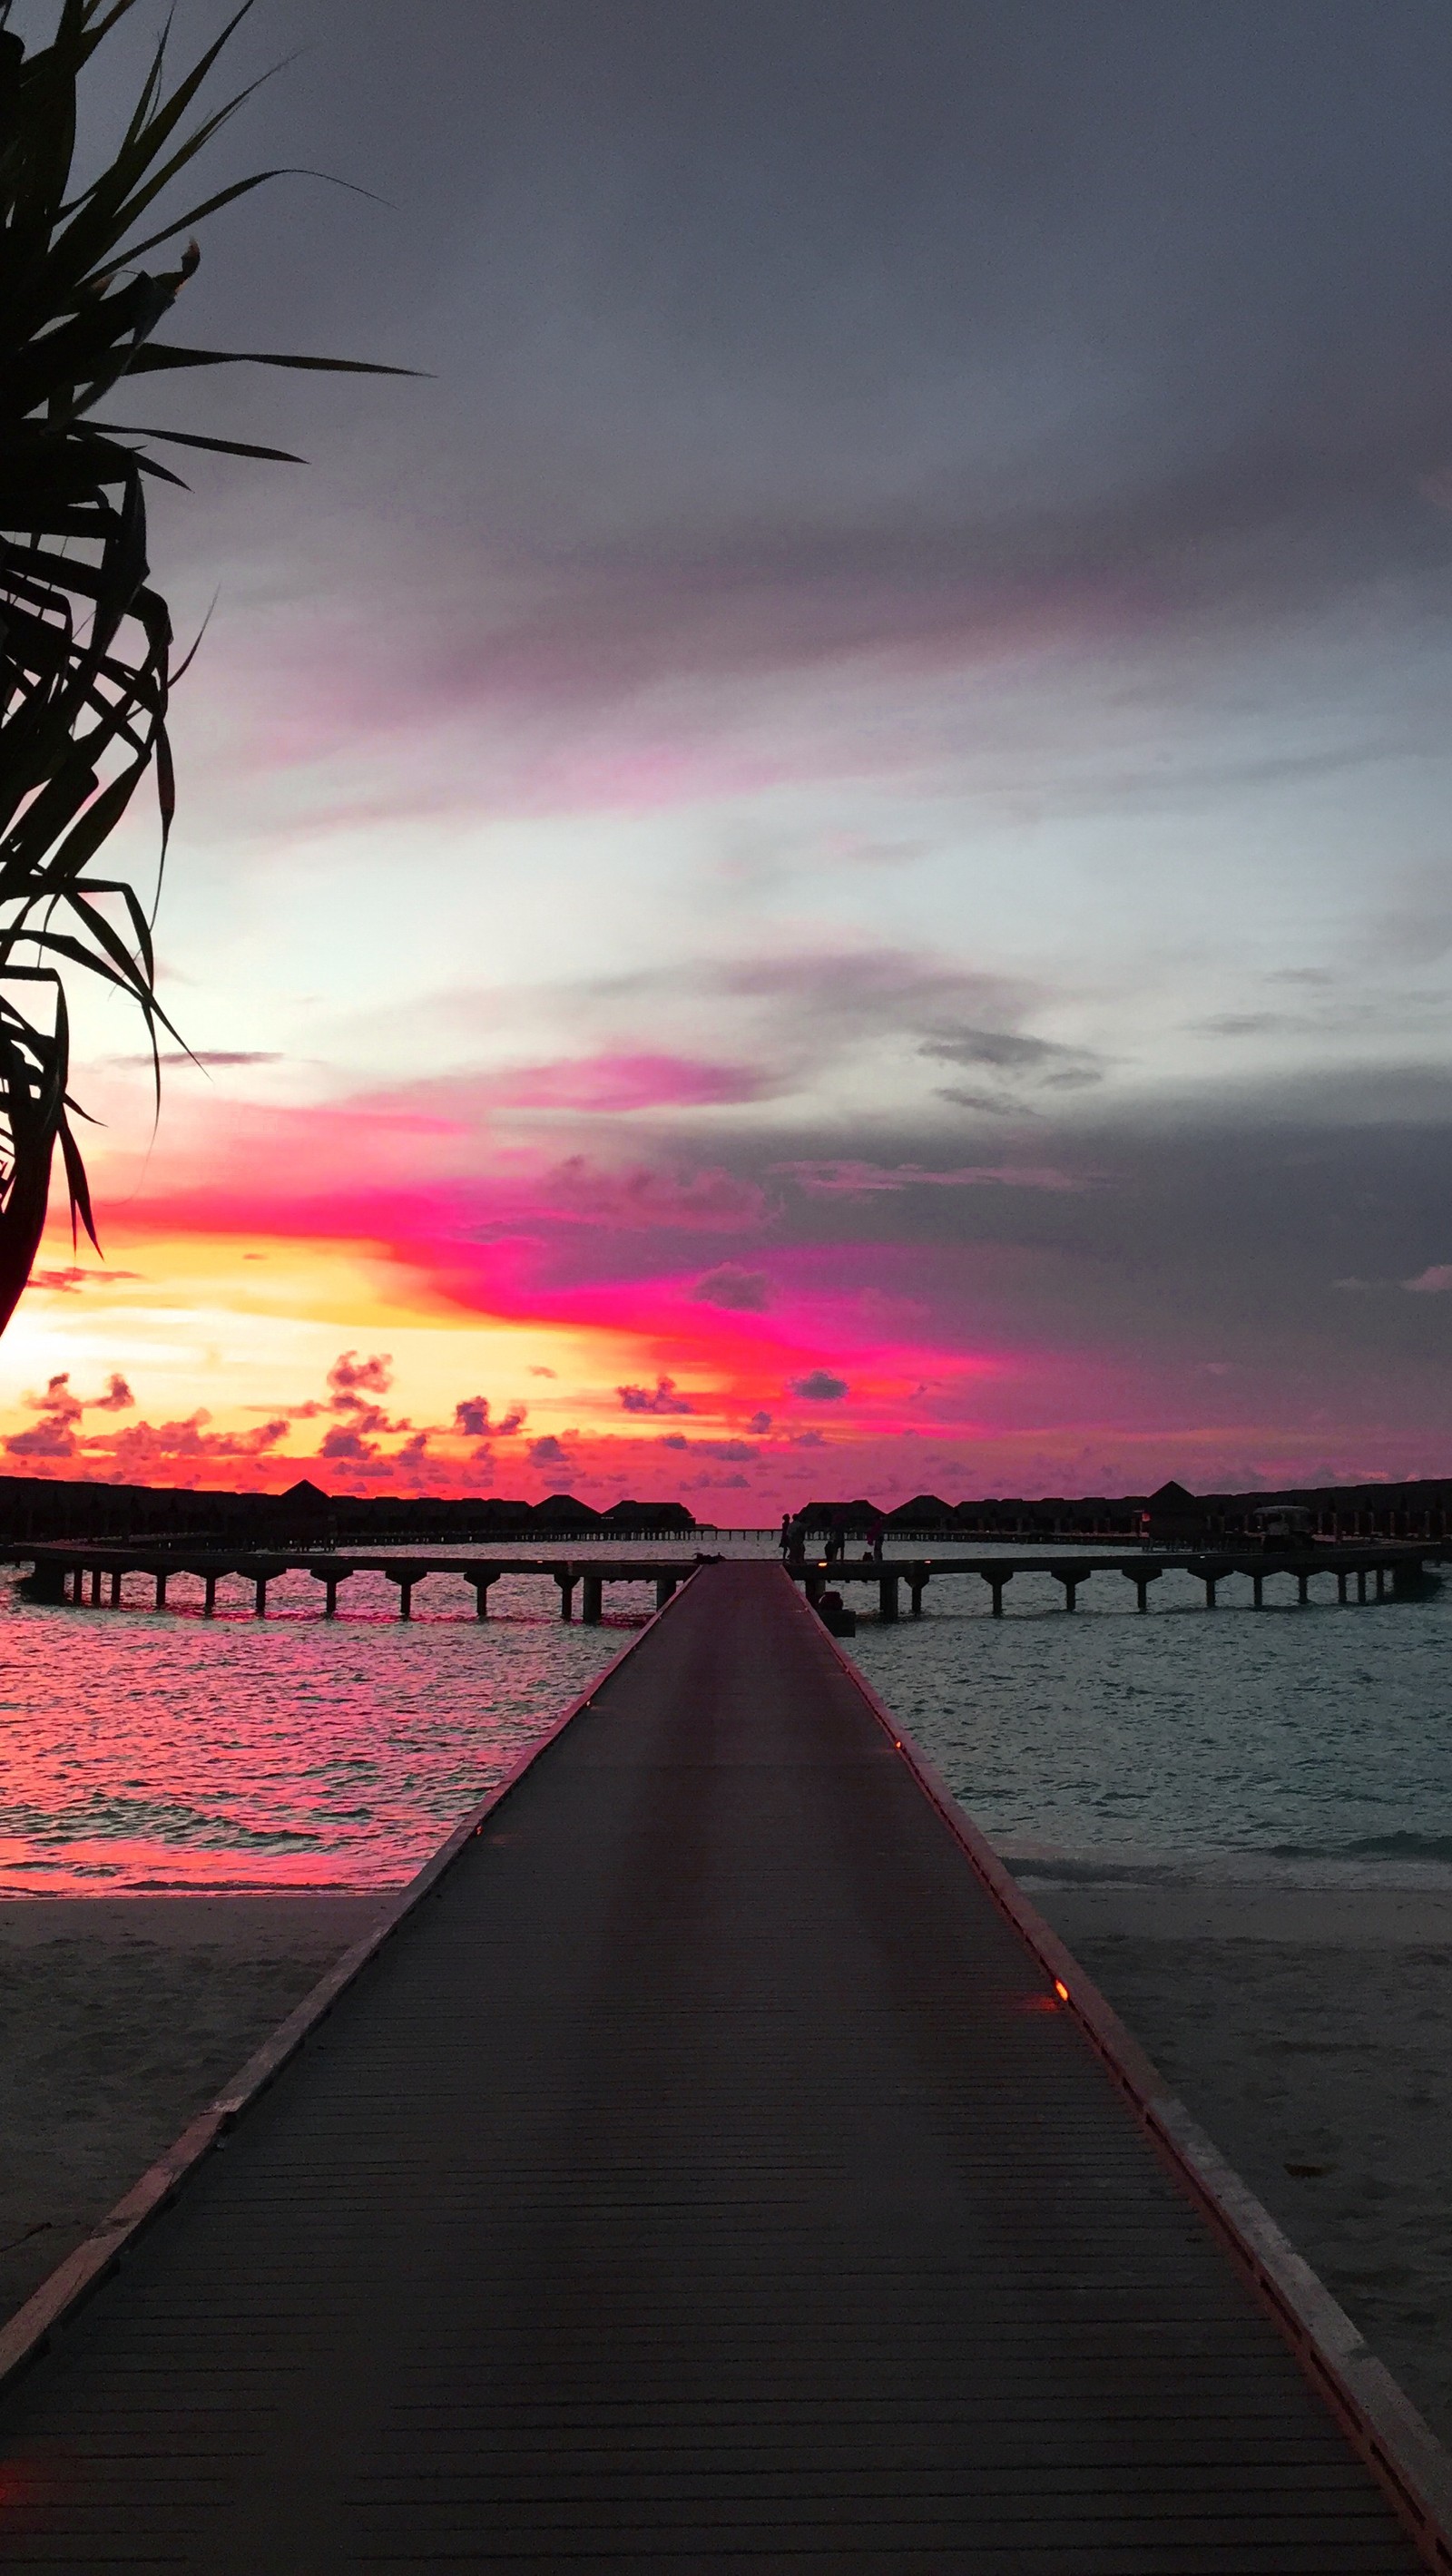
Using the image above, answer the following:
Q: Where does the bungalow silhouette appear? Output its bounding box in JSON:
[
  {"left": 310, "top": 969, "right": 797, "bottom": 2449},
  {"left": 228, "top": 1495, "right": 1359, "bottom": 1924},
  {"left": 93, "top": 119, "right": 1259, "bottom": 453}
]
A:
[
  {"left": 274, "top": 1478, "right": 337, "bottom": 1546},
  {"left": 1143, "top": 1481, "right": 1214, "bottom": 1545}
]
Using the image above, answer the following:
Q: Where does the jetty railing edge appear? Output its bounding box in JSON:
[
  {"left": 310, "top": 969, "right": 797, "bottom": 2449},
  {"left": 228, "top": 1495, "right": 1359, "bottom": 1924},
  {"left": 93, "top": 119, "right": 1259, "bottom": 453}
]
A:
[
  {"left": 797, "top": 1567, "right": 1452, "bottom": 2573},
  {"left": 0, "top": 1571, "right": 701, "bottom": 2410}
]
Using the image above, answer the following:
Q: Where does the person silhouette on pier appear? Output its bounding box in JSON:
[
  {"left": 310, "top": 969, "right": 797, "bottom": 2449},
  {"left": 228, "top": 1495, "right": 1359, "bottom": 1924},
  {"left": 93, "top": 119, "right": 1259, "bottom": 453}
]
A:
[{"left": 779, "top": 1511, "right": 797, "bottom": 1558}]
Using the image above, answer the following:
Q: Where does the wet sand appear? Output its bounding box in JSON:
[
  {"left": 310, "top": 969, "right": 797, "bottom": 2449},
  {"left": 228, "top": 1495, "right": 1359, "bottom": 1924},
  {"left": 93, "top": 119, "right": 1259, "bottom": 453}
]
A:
[{"left": 1, "top": 1879, "right": 1448, "bottom": 2454}]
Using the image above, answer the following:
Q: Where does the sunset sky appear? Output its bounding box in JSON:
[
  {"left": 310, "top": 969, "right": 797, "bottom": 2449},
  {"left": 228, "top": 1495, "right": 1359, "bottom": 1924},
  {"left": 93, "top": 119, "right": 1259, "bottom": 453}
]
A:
[{"left": 12, "top": 0, "right": 1452, "bottom": 1509}]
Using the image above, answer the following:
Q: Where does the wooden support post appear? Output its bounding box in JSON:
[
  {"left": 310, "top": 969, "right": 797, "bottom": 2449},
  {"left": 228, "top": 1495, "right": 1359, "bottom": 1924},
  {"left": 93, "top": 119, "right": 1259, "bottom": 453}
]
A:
[
  {"left": 1297, "top": 1572, "right": 1310, "bottom": 1604},
  {"left": 986, "top": 1572, "right": 1011, "bottom": 1617},
  {"left": 1202, "top": 1574, "right": 1218, "bottom": 1609},
  {"left": 1133, "top": 1571, "right": 1160, "bottom": 1612},
  {"left": 204, "top": 1573, "right": 218, "bottom": 1617},
  {"left": 253, "top": 1575, "right": 268, "bottom": 1618},
  {"left": 109, "top": 1570, "right": 122, "bottom": 1609},
  {"left": 555, "top": 1572, "right": 575, "bottom": 1621},
  {"left": 908, "top": 1571, "right": 927, "bottom": 1615},
  {"left": 654, "top": 1574, "right": 677, "bottom": 1611},
  {"left": 154, "top": 1570, "right": 168, "bottom": 1612},
  {"left": 878, "top": 1572, "right": 899, "bottom": 1622},
  {"left": 468, "top": 1575, "right": 495, "bottom": 1620},
  {"left": 582, "top": 1575, "right": 603, "bottom": 1625},
  {"left": 1252, "top": 1573, "right": 1263, "bottom": 1608},
  {"left": 1054, "top": 1570, "right": 1083, "bottom": 1611},
  {"left": 1376, "top": 1564, "right": 1386, "bottom": 1600},
  {"left": 1337, "top": 1569, "right": 1347, "bottom": 1603},
  {"left": 397, "top": 1579, "right": 414, "bottom": 1621},
  {"left": 1357, "top": 1568, "right": 1367, "bottom": 1602},
  {"left": 90, "top": 1567, "right": 102, "bottom": 1606},
  {"left": 324, "top": 1577, "right": 339, "bottom": 1618}
]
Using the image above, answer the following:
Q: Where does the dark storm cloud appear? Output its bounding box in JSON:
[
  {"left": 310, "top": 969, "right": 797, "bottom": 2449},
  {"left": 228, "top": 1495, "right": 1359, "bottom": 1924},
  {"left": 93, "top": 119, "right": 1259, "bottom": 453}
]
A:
[
  {"left": 100, "top": 0, "right": 1452, "bottom": 682},
  {"left": 743, "top": 1070, "right": 1452, "bottom": 1378}
]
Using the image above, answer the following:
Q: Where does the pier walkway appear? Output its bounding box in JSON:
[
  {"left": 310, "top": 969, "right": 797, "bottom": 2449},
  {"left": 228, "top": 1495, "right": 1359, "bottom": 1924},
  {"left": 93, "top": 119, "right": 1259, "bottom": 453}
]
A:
[{"left": 1, "top": 1562, "right": 1447, "bottom": 2569}]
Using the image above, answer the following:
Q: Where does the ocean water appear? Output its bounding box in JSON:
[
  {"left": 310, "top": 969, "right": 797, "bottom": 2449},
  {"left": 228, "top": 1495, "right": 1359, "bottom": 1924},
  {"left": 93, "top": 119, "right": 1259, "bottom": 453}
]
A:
[
  {"left": 850, "top": 1557, "right": 1452, "bottom": 1883},
  {"left": 1, "top": 1543, "right": 1449, "bottom": 1894}
]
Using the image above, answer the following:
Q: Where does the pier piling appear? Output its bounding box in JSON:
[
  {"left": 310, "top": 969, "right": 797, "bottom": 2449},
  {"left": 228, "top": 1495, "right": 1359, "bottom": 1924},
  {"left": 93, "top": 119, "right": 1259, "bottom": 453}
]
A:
[{"left": 15, "top": 1538, "right": 1440, "bottom": 1631}]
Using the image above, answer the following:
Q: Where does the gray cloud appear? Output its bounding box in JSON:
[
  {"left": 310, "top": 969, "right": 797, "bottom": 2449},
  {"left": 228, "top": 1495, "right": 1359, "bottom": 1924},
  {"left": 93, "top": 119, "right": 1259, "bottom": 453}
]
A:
[
  {"left": 1193, "top": 1014, "right": 1301, "bottom": 1039},
  {"left": 692, "top": 1264, "right": 771, "bottom": 1309},
  {"left": 921, "top": 1029, "right": 1085, "bottom": 1073},
  {"left": 790, "top": 1370, "right": 849, "bottom": 1402},
  {"left": 108, "top": 0, "right": 1452, "bottom": 760}
]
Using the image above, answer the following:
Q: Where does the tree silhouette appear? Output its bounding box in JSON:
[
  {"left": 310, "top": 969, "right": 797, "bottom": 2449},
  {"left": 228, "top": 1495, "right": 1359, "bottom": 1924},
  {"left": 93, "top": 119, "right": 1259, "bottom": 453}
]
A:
[{"left": 0, "top": 0, "right": 410, "bottom": 1333}]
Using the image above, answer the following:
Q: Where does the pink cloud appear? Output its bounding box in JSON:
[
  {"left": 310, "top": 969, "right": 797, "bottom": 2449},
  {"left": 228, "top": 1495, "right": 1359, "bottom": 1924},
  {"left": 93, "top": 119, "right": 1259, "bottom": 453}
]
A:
[
  {"left": 328, "top": 1351, "right": 394, "bottom": 1406},
  {"left": 452, "top": 1396, "right": 526, "bottom": 1439},
  {"left": 5, "top": 1419, "right": 76, "bottom": 1459},
  {"left": 618, "top": 1376, "right": 693, "bottom": 1415},
  {"left": 25, "top": 1373, "right": 84, "bottom": 1427},
  {"left": 492, "top": 1053, "right": 769, "bottom": 1112},
  {"left": 30, "top": 1266, "right": 144, "bottom": 1293}
]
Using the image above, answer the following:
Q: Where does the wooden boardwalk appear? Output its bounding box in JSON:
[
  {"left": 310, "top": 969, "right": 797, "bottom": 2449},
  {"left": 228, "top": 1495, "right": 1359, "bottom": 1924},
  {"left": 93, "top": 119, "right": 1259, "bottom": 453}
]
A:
[{"left": 0, "top": 1562, "right": 1447, "bottom": 2570}]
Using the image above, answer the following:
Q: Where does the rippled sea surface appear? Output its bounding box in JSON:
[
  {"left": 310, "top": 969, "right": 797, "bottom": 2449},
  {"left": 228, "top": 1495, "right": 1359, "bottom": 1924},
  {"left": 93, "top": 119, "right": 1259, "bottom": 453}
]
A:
[
  {"left": 2, "top": 1541, "right": 1450, "bottom": 1893},
  {"left": 850, "top": 1552, "right": 1452, "bottom": 1882}
]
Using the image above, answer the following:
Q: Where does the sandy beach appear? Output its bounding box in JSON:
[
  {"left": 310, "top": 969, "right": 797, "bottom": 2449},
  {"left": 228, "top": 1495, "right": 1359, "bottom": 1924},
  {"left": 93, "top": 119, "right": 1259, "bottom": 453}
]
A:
[
  {"left": 1, "top": 1875, "right": 1448, "bottom": 2454},
  {"left": 0, "top": 1895, "right": 387, "bottom": 2329}
]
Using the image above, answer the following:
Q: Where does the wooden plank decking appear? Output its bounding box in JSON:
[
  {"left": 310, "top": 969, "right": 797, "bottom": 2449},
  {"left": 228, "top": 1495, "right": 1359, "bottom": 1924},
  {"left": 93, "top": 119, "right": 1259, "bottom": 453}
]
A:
[{"left": 0, "top": 1561, "right": 1444, "bottom": 2570}]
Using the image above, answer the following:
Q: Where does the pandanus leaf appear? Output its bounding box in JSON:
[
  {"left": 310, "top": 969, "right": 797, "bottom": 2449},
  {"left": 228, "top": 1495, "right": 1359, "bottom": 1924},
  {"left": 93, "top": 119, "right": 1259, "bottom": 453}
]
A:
[{"left": 0, "top": 0, "right": 414, "bottom": 1335}]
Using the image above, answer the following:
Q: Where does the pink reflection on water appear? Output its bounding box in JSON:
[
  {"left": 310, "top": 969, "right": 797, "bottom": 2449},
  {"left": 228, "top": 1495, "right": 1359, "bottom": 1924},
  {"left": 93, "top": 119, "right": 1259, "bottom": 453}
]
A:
[{"left": 0, "top": 1578, "right": 624, "bottom": 1896}]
